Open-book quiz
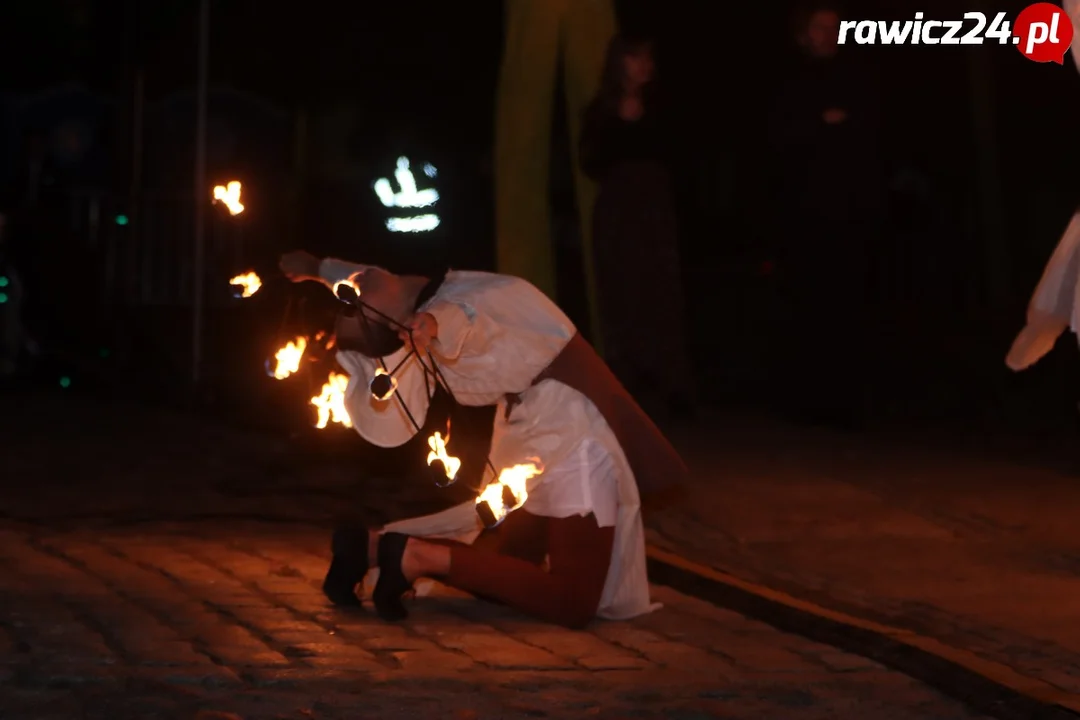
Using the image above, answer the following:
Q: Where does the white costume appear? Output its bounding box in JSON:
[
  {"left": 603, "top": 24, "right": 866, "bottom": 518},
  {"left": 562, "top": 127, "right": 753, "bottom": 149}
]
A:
[
  {"left": 318, "top": 258, "right": 656, "bottom": 620},
  {"left": 1006, "top": 5, "right": 1080, "bottom": 370}
]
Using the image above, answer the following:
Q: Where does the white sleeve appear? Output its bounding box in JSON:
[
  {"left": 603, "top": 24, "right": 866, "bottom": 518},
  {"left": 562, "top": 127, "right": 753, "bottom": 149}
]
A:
[
  {"left": 335, "top": 346, "right": 432, "bottom": 448},
  {"left": 318, "top": 257, "right": 371, "bottom": 290}
]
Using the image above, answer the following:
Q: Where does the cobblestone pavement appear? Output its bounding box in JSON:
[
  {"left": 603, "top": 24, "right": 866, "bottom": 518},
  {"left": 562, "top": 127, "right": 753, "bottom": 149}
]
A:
[{"left": 0, "top": 522, "right": 991, "bottom": 720}]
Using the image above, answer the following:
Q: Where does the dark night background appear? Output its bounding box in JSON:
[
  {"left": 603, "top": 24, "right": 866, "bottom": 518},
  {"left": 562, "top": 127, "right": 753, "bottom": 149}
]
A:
[{"left": 1, "top": 0, "right": 1079, "bottom": 444}]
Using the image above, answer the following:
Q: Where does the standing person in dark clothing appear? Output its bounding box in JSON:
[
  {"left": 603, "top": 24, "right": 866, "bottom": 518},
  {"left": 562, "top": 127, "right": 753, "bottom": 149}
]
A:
[
  {"left": 767, "top": 3, "right": 885, "bottom": 428},
  {"left": 580, "top": 34, "right": 694, "bottom": 421}
]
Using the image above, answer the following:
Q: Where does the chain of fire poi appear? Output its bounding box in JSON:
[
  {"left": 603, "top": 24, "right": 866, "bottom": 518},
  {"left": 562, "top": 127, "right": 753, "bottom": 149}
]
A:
[{"left": 227, "top": 268, "right": 541, "bottom": 529}]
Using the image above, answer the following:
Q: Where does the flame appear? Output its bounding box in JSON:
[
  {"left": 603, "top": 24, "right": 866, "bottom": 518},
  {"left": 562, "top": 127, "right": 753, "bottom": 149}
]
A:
[
  {"left": 333, "top": 278, "right": 360, "bottom": 298},
  {"left": 311, "top": 372, "right": 352, "bottom": 429},
  {"left": 271, "top": 336, "right": 307, "bottom": 380},
  {"left": 426, "top": 430, "right": 461, "bottom": 481},
  {"left": 476, "top": 462, "right": 542, "bottom": 524},
  {"left": 213, "top": 181, "right": 245, "bottom": 215},
  {"left": 229, "top": 271, "right": 261, "bottom": 297},
  {"left": 370, "top": 367, "right": 398, "bottom": 400}
]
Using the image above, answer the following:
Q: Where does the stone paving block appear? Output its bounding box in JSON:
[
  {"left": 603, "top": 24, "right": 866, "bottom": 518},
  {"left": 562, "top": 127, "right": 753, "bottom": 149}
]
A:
[
  {"left": 239, "top": 667, "right": 373, "bottom": 688},
  {"left": 230, "top": 607, "right": 302, "bottom": 631},
  {"left": 390, "top": 646, "right": 477, "bottom": 673},
  {"left": 714, "top": 635, "right": 821, "bottom": 673},
  {"left": 292, "top": 644, "right": 385, "bottom": 671},
  {"left": 490, "top": 620, "right": 652, "bottom": 671},
  {"left": 190, "top": 624, "right": 292, "bottom": 668},
  {"left": 275, "top": 596, "right": 338, "bottom": 616},
  {"left": 650, "top": 584, "right": 765, "bottom": 627},
  {"left": 592, "top": 624, "right": 733, "bottom": 676},
  {"left": 26, "top": 662, "right": 123, "bottom": 688},
  {"left": 267, "top": 628, "right": 342, "bottom": 647},
  {"left": 131, "top": 663, "right": 244, "bottom": 688},
  {"left": 122, "top": 639, "right": 208, "bottom": 667},
  {"left": 433, "top": 630, "right": 573, "bottom": 670}
]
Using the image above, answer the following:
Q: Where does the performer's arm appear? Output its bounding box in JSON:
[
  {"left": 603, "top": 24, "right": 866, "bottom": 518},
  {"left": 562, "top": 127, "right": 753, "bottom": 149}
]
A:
[
  {"left": 317, "top": 257, "right": 369, "bottom": 289},
  {"left": 279, "top": 251, "right": 368, "bottom": 291}
]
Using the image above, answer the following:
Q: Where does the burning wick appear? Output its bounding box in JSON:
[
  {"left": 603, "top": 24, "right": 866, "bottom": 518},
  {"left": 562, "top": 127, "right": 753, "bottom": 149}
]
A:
[
  {"left": 370, "top": 368, "right": 397, "bottom": 401},
  {"left": 229, "top": 271, "right": 261, "bottom": 298},
  {"left": 426, "top": 430, "right": 461, "bottom": 487},
  {"left": 475, "top": 463, "right": 542, "bottom": 529},
  {"left": 213, "top": 181, "right": 245, "bottom": 215},
  {"left": 266, "top": 336, "right": 307, "bottom": 380},
  {"left": 311, "top": 372, "right": 352, "bottom": 429},
  {"left": 333, "top": 279, "right": 360, "bottom": 304}
]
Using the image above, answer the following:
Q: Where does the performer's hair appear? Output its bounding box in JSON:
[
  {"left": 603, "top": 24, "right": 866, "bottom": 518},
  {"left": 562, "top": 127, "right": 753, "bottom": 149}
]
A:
[{"left": 587, "top": 33, "right": 661, "bottom": 120}]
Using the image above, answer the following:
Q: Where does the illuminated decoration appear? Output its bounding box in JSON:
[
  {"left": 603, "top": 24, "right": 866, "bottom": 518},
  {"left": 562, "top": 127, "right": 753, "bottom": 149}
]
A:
[
  {"left": 266, "top": 336, "right": 307, "bottom": 380},
  {"left": 311, "top": 372, "right": 352, "bottom": 429},
  {"left": 426, "top": 428, "right": 461, "bottom": 487},
  {"left": 370, "top": 367, "right": 398, "bottom": 401},
  {"left": 387, "top": 215, "right": 440, "bottom": 233},
  {"left": 229, "top": 271, "right": 262, "bottom": 298},
  {"left": 476, "top": 463, "right": 543, "bottom": 529},
  {"left": 373, "top": 157, "right": 440, "bottom": 233},
  {"left": 212, "top": 181, "right": 245, "bottom": 215}
]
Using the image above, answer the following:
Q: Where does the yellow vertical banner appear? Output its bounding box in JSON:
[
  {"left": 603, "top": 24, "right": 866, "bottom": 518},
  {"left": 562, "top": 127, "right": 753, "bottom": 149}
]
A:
[{"left": 494, "top": 0, "right": 616, "bottom": 347}]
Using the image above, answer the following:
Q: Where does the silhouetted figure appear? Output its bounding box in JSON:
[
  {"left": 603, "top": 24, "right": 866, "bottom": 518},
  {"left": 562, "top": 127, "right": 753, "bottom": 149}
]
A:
[
  {"left": 580, "top": 34, "right": 694, "bottom": 421},
  {"left": 767, "top": 4, "right": 884, "bottom": 428}
]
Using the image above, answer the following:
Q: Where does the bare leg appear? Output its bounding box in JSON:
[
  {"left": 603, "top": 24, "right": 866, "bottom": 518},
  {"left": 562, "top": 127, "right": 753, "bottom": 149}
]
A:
[{"left": 388, "top": 513, "right": 614, "bottom": 629}]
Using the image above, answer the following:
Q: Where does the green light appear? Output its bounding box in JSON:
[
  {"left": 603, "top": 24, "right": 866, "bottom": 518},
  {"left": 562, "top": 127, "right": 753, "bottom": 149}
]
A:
[
  {"left": 59, "top": 376, "right": 71, "bottom": 388},
  {"left": 0, "top": 293, "right": 7, "bottom": 304},
  {"left": 115, "top": 214, "right": 129, "bottom": 226},
  {"left": 0, "top": 276, "right": 8, "bottom": 287},
  {"left": 99, "top": 348, "right": 110, "bottom": 358}
]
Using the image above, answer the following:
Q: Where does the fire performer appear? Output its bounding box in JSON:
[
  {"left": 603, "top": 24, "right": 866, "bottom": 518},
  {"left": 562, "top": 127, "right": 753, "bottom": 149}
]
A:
[{"left": 279, "top": 250, "right": 687, "bottom": 627}]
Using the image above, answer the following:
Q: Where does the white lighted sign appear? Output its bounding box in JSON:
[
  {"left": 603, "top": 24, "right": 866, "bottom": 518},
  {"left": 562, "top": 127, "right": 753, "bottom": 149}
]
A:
[{"left": 373, "top": 157, "right": 440, "bottom": 233}]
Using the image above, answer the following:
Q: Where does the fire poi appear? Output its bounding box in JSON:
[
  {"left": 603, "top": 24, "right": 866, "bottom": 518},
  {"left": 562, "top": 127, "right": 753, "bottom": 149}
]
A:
[
  {"left": 426, "top": 425, "right": 462, "bottom": 487},
  {"left": 213, "top": 180, "right": 245, "bottom": 216},
  {"left": 255, "top": 270, "right": 543, "bottom": 527},
  {"left": 229, "top": 271, "right": 261, "bottom": 298},
  {"left": 311, "top": 372, "right": 352, "bottom": 429},
  {"left": 267, "top": 335, "right": 307, "bottom": 380},
  {"left": 475, "top": 462, "right": 541, "bottom": 528}
]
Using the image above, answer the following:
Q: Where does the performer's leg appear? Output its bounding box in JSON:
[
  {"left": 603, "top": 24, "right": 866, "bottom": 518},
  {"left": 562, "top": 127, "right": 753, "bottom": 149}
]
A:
[
  {"left": 487, "top": 507, "right": 549, "bottom": 565},
  {"left": 563, "top": 0, "right": 617, "bottom": 350},
  {"left": 494, "top": 0, "right": 564, "bottom": 299},
  {"left": 377, "top": 513, "right": 614, "bottom": 628}
]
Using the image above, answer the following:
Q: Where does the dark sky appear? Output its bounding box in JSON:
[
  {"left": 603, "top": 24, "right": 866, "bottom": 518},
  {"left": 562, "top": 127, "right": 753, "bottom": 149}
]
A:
[{"left": 4, "top": 0, "right": 1080, "bottom": 276}]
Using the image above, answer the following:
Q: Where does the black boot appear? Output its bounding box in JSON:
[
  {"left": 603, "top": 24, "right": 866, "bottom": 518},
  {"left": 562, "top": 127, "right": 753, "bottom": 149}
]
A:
[
  {"left": 322, "top": 524, "right": 368, "bottom": 607},
  {"left": 373, "top": 532, "right": 412, "bottom": 621}
]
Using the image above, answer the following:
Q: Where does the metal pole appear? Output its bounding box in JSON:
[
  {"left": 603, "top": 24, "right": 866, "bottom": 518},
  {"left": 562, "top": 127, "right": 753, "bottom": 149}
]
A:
[{"left": 192, "top": 0, "right": 209, "bottom": 385}]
